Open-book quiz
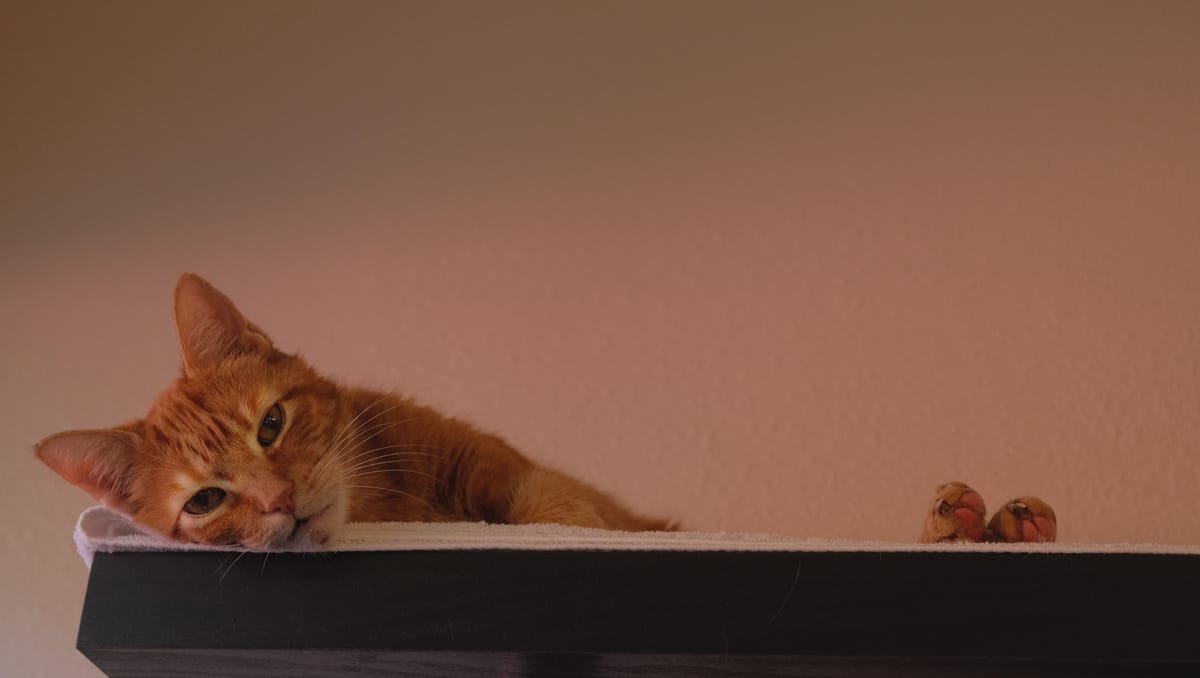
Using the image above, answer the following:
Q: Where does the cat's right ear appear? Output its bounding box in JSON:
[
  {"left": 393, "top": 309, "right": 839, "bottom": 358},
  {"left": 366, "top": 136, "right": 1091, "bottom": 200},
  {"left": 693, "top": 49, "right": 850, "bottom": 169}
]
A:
[
  {"left": 174, "top": 273, "right": 273, "bottom": 377},
  {"left": 35, "top": 429, "right": 141, "bottom": 514}
]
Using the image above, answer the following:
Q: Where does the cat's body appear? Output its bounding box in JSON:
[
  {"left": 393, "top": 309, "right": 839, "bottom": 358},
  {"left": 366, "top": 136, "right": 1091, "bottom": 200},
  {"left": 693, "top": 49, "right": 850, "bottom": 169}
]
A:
[
  {"left": 37, "top": 274, "right": 1056, "bottom": 549},
  {"left": 36, "top": 274, "right": 668, "bottom": 550}
]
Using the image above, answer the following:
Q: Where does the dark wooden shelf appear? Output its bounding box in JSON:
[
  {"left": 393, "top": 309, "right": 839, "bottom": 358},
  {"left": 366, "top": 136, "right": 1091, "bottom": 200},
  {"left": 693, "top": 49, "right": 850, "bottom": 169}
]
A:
[{"left": 78, "top": 548, "right": 1199, "bottom": 677}]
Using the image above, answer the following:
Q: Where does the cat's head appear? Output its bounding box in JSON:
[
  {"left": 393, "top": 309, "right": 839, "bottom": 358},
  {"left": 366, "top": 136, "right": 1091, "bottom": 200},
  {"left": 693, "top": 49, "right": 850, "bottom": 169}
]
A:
[{"left": 37, "top": 274, "right": 349, "bottom": 549}]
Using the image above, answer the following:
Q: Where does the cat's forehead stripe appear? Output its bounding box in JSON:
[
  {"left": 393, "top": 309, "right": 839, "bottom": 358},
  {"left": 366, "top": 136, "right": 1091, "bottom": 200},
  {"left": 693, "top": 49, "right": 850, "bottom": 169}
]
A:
[
  {"left": 172, "top": 385, "right": 249, "bottom": 427},
  {"left": 181, "top": 387, "right": 209, "bottom": 414},
  {"left": 210, "top": 414, "right": 235, "bottom": 441},
  {"left": 146, "top": 406, "right": 243, "bottom": 467}
]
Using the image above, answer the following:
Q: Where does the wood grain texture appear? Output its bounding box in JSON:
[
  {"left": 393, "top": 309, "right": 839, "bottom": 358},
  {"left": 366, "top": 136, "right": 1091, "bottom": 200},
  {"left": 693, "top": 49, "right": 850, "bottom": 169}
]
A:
[{"left": 78, "top": 550, "right": 1200, "bottom": 676}]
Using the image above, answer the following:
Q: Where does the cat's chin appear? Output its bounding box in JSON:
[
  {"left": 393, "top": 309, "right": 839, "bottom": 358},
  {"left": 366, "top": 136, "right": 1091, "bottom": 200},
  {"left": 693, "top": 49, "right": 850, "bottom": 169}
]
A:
[{"left": 286, "top": 503, "right": 343, "bottom": 551}]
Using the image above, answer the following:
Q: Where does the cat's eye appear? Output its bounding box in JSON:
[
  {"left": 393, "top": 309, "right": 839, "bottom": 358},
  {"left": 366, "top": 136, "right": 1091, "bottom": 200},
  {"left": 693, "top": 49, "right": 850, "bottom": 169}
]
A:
[
  {"left": 183, "top": 487, "right": 226, "bottom": 515},
  {"left": 257, "top": 403, "right": 285, "bottom": 447}
]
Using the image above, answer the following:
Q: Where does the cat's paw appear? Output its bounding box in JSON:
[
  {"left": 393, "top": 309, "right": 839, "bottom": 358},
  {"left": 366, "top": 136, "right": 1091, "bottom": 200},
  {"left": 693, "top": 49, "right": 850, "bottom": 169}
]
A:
[
  {"left": 920, "top": 481, "right": 988, "bottom": 543},
  {"left": 987, "top": 497, "right": 1057, "bottom": 543}
]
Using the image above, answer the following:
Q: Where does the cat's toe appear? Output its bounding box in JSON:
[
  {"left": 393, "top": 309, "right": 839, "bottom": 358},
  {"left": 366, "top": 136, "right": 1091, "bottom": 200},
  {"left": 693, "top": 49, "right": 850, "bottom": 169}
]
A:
[
  {"left": 920, "top": 481, "right": 987, "bottom": 543},
  {"left": 987, "top": 497, "right": 1057, "bottom": 543}
]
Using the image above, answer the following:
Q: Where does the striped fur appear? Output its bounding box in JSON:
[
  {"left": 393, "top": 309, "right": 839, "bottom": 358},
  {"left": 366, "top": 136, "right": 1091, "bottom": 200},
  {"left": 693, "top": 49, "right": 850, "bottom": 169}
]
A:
[{"left": 36, "top": 274, "right": 671, "bottom": 550}]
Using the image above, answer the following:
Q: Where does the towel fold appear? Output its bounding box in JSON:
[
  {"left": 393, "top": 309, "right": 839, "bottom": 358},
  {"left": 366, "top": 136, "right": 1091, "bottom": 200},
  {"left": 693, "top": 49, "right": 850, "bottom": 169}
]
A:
[{"left": 73, "top": 505, "right": 1200, "bottom": 569}]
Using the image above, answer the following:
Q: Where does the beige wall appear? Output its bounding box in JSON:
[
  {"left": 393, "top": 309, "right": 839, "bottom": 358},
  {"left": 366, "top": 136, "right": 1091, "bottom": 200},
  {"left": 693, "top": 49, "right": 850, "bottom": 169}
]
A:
[{"left": 4, "top": 1, "right": 1199, "bottom": 675}]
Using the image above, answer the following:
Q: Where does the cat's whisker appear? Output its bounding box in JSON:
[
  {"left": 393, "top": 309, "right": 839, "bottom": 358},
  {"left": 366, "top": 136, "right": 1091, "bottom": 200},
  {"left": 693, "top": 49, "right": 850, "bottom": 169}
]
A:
[
  {"left": 340, "top": 467, "right": 445, "bottom": 487},
  {"left": 333, "top": 448, "right": 449, "bottom": 489},
  {"left": 315, "top": 399, "right": 401, "bottom": 470},
  {"left": 214, "top": 552, "right": 236, "bottom": 576},
  {"left": 333, "top": 405, "right": 410, "bottom": 454},
  {"left": 315, "top": 413, "right": 434, "bottom": 490},
  {"left": 339, "top": 458, "right": 435, "bottom": 477},
  {"left": 313, "top": 416, "right": 416, "bottom": 480},
  {"left": 324, "top": 419, "right": 416, "bottom": 467},
  {"left": 316, "top": 407, "right": 402, "bottom": 472},
  {"left": 338, "top": 452, "right": 445, "bottom": 477},
  {"left": 312, "top": 419, "right": 405, "bottom": 482},
  {"left": 335, "top": 445, "right": 443, "bottom": 471},
  {"left": 323, "top": 443, "right": 417, "bottom": 479},
  {"left": 345, "top": 484, "right": 436, "bottom": 510},
  {"left": 323, "top": 394, "right": 390, "bottom": 457},
  {"left": 314, "top": 410, "right": 403, "bottom": 472},
  {"left": 338, "top": 458, "right": 441, "bottom": 478},
  {"left": 345, "top": 448, "right": 442, "bottom": 460},
  {"left": 218, "top": 550, "right": 248, "bottom": 587}
]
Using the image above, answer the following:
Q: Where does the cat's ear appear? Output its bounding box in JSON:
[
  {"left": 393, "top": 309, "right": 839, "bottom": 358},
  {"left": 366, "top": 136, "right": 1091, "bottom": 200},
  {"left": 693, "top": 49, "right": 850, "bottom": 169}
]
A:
[
  {"left": 174, "top": 273, "right": 273, "bottom": 376},
  {"left": 35, "top": 429, "right": 141, "bottom": 513}
]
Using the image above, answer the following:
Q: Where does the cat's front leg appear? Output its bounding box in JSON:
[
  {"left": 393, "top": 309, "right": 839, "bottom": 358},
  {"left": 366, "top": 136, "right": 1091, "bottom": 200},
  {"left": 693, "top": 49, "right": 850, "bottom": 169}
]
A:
[
  {"left": 440, "top": 432, "right": 671, "bottom": 531},
  {"left": 506, "top": 466, "right": 672, "bottom": 531},
  {"left": 508, "top": 467, "right": 608, "bottom": 528}
]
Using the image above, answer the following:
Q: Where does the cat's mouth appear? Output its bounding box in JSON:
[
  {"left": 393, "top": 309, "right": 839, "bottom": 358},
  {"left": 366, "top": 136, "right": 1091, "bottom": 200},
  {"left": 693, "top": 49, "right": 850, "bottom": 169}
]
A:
[
  {"left": 292, "top": 504, "right": 331, "bottom": 533},
  {"left": 288, "top": 503, "right": 334, "bottom": 547}
]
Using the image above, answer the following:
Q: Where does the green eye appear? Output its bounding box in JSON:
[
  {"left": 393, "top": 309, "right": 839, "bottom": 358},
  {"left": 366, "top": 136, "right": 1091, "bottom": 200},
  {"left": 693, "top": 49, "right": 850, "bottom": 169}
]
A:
[
  {"left": 184, "top": 487, "right": 226, "bottom": 515},
  {"left": 257, "top": 403, "right": 285, "bottom": 447}
]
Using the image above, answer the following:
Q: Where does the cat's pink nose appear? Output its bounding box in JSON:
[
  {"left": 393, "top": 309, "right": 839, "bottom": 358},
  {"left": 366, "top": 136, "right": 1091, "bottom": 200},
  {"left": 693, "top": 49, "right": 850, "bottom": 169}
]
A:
[
  {"left": 263, "top": 488, "right": 293, "bottom": 514},
  {"left": 254, "top": 479, "right": 294, "bottom": 514}
]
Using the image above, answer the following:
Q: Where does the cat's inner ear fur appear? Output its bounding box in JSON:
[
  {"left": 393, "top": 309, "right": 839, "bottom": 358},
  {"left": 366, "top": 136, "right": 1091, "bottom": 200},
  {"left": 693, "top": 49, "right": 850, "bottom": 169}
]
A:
[
  {"left": 174, "top": 273, "right": 273, "bottom": 376},
  {"left": 35, "top": 429, "right": 141, "bottom": 514}
]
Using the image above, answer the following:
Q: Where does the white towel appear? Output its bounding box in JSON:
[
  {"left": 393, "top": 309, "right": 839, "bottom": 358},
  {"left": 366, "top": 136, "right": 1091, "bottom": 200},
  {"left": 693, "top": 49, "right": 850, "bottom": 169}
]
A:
[{"left": 73, "top": 505, "right": 1200, "bottom": 569}]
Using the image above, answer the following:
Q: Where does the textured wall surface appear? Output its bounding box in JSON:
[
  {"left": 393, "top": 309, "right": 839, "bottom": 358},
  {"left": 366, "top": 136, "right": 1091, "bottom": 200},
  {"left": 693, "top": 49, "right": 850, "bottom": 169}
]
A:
[{"left": 3, "top": 2, "right": 1199, "bottom": 676}]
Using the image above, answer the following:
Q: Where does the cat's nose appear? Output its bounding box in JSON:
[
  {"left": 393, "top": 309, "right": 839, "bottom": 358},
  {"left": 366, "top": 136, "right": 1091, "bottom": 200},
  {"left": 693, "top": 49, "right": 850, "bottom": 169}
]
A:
[
  {"left": 255, "top": 479, "right": 294, "bottom": 514},
  {"left": 262, "top": 487, "right": 295, "bottom": 513}
]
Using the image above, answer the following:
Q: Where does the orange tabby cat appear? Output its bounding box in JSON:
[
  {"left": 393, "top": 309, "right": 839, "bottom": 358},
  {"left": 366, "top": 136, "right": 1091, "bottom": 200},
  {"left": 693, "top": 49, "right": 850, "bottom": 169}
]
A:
[
  {"left": 37, "top": 274, "right": 1058, "bottom": 549},
  {"left": 36, "top": 274, "right": 671, "bottom": 549}
]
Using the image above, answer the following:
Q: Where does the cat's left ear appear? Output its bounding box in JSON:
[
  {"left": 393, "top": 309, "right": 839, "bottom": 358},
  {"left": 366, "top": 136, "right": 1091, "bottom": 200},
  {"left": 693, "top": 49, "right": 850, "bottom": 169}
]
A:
[
  {"left": 35, "top": 429, "right": 142, "bottom": 514},
  {"left": 174, "top": 273, "right": 273, "bottom": 377}
]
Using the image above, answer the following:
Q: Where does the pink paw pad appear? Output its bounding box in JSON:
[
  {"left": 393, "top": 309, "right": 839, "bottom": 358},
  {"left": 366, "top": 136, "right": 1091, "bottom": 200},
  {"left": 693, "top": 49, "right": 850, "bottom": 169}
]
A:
[
  {"left": 954, "top": 502, "right": 986, "bottom": 541},
  {"left": 999, "top": 500, "right": 1058, "bottom": 543},
  {"left": 936, "top": 489, "right": 986, "bottom": 541},
  {"left": 1019, "top": 514, "right": 1057, "bottom": 542}
]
